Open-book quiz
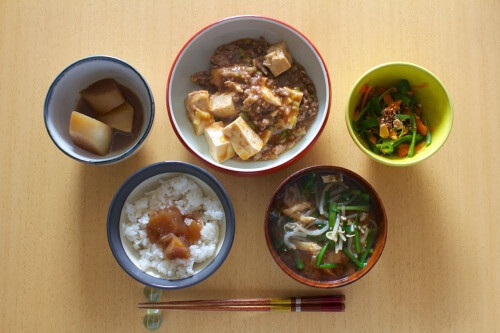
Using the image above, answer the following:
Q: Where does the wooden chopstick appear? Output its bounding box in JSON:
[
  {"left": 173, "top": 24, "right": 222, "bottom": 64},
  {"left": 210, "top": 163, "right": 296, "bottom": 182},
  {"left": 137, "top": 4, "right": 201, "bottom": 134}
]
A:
[{"left": 138, "top": 296, "right": 345, "bottom": 312}]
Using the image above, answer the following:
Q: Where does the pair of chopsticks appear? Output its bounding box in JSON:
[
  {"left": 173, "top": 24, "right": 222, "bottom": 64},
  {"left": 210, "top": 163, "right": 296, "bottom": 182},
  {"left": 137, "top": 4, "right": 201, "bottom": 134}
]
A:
[{"left": 138, "top": 295, "right": 345, "bottom": 312}]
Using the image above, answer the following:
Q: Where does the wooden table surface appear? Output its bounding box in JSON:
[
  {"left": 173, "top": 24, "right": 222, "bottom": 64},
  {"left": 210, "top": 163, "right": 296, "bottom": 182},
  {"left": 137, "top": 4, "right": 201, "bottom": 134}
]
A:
[{"left": 1, "top": 1, "right": 498, "bottom": 332}]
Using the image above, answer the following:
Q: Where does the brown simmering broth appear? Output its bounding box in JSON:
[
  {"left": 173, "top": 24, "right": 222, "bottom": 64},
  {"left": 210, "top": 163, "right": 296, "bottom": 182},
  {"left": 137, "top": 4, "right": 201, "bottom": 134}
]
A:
[{"left": 76, "top": 83, "right": 144, "bottom": 153}]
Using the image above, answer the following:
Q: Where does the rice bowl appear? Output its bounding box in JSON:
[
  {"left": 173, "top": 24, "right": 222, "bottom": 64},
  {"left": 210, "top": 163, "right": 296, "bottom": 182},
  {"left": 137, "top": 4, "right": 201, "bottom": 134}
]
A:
[{"left": 107, "top": 161, "right": 235, "bottom": 289}]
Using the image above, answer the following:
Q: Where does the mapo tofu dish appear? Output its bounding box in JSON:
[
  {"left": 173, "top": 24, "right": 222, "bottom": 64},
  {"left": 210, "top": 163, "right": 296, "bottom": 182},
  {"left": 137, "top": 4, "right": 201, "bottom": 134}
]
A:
[
  {"left": 185, "top": 37, "right": 318, "bottom": 163},
  {"left": 268, "top": 171, "right": 378, "bottom": 281}
]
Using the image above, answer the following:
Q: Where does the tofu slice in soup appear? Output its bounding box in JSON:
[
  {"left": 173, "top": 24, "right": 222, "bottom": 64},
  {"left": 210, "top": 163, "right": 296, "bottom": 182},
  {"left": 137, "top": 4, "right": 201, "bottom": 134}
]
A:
[
  {"left": 69, "top": 111, "right": 113, "bottom": 155},
  {"left": 222, "top": 116, "right": 263, "bottom": 160}
]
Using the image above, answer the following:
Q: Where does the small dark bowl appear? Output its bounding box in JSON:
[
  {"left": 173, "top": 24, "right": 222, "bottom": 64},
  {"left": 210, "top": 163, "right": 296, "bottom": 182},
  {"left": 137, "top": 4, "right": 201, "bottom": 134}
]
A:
[
  {"left": 107, "top": 161, "right": 235, "bottom": 289},
  {"left": 264, "top": 165, "right": 387, "bottom": 288}
]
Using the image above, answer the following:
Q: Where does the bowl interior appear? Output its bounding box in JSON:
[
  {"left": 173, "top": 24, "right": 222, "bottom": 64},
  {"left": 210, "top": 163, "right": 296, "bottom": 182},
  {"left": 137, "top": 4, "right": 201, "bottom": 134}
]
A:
[
  {"left": 107, "top": 162, "right": 235, "bottom": 289},
  {"left": 346, "top": 63, "right": 453, "bottom": 166},
  {"left": 45, "top": 56, "right": 154, "bottom": 164},
  {"left": 168, "top": 16, "right": 330, "bottom": 173},
  {"left": 119, "top": 172, "right": 227, "bottom": 278},
  {"left": 265, "top": 166, "right": 387, "bottom": 288}
]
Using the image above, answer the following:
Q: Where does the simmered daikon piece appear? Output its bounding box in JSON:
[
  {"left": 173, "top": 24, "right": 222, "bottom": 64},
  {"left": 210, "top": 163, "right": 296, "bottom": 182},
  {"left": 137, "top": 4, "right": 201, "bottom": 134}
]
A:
[
  {"left": 81, "top": 79, "right": 125, "bottom": 114},
  {"left": 97, "top": 102, "right": 134, "bottom": 132},
  {"left": 69, "top": 111, "right": 113, "bottom": 155}
]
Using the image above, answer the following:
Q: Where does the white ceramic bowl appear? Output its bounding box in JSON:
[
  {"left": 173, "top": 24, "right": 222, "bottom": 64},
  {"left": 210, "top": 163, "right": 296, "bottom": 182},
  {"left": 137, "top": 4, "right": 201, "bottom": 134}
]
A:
[
  {"left": 44, "top": 56, "right": 155, "bottom": 164},
  {"left": 167, "top": 16, "right": 331, "bottom": 175}
]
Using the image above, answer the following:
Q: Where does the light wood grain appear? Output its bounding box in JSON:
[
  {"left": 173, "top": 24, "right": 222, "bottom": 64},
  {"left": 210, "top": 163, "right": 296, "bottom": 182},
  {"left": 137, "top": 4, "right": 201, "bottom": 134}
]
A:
[{"left": 0, "top": 0, "right": 498, "bottom": 332}]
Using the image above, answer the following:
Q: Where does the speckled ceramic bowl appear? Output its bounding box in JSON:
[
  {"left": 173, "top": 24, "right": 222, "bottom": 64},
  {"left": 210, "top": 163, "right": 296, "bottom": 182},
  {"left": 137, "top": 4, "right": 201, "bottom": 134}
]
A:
[
  {"left": 107, "top": 161, "right": 235, "bottom": 289},
  {"left": 167, "top": 15, "right": 331, "bottom": 175},
  {"left": 265, "top": 165, "right": 387, "bottom": 288}
]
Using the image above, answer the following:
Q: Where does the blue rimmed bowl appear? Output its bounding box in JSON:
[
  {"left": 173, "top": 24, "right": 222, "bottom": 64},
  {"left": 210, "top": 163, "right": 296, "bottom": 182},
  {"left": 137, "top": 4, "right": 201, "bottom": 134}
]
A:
[
  {"left": 44, "top": 55, "right": 155, "bottom": 165},
  {"left": 107, "top": 161, "right": 235, "bottom": 289}
]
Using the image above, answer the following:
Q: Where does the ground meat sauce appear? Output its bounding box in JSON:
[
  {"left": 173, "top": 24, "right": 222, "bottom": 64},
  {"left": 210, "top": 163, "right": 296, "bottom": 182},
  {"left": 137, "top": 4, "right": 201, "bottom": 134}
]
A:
[{"left": 189, "top": 37, "right": 319, "bottom": 161}]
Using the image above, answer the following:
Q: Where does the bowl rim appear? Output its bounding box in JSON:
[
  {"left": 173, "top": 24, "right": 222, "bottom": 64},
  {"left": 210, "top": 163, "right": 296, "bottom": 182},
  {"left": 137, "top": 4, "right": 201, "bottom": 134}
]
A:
[
  {"left": 44, "top": 55, "right": 155, "bottom": 165},
  {"left": 345, "top": 61, "right": 454, "bottom": 167},
  {"left": 264, "top": 165, "right": 388, "bottom": 288},
  {"left": 166, "top": 15, "right": 332, "bottom": 176},
  {"left": 106, "top": 161, "right": 235, "bottom": 289}
]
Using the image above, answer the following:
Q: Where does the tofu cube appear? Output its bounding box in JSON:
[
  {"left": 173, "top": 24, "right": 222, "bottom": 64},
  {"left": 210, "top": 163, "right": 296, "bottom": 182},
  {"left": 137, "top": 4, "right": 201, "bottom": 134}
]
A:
[
  {"left": 204, "top": 122, "right": 235, "bottom": 163},
  {"left": 69, "top": 111, "right": 113, "bottom": 156},
  {"left": 210, "top": 93, "right": 238, "bottom": 118},
  {"left": 186, "top": 90, "right": 210, "bottom": 114},
  {"left": 96, "top": 102, "right": 134, "bottom": 132},
  {"left": 80, "top": 79, "right": 125, "bottom": 114},
  {"left": 263, "top": 41, "right": 293, "bottom": 77},
  {"left": 185, "top": 90, "right": 214, "bottom": 135},
  {"left": 222, "top": 116, "right": 263, "bottom": 160}
]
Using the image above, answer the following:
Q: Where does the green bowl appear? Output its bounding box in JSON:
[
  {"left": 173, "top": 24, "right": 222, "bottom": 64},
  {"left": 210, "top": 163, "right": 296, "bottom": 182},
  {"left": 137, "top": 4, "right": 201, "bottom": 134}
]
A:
[{"left": 345, "top": 62, "right": 453, "bottom": 167}]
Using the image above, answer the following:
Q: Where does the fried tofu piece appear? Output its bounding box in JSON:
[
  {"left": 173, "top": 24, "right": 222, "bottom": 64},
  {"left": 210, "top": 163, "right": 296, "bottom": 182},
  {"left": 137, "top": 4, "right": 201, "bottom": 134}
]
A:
[
  {"left": 69, "top": 111, "right": 113, "bottom": 155},
  {"left": 209, "top": 93, "right": 238, "bottom": 118},
  {"left": 263, "top": 41, "right": 293, "bottom": 77},
  {"left": 80, "top": 79, "right": 125, "bottom": 114},
  {"left": 203, "top": 122, "right": 235, "bottom": 163},
  {"left": 96, "top": 102, "right": 134, "bottom": 132},
  {"left": 185, "top": 90, "right": 214, "bottom": 135},
  {"left": 222, "top": 116, "right": 263, "bottom": 160}
]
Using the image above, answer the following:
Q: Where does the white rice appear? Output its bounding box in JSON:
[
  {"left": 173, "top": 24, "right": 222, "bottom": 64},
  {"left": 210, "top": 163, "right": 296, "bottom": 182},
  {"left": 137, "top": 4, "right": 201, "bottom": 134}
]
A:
[{"left": 121, "top": 175, "right": 223, "bottom": 279}]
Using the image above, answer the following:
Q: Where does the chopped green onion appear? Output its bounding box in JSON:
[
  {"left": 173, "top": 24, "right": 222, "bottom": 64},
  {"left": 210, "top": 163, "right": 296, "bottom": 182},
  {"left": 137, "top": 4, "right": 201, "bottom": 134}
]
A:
[
  {"left": 359, "top": 228, "right": 374, "bottom": 266},
  {"left": 343, "top": 248, "right": 363, "bottom": 269},
  {"left": 302, "top": 173, "right": 316, "bottom": 195},
  {"left": 354, "top": 214, "right": 361, "bottom": 254},
  {"left": 318, "top": 263, "right": 337, "bottom": 269},
  {"left": 328, "top": 201, "right": 338, "bottom": 229},
  {"left": 294, "top": 253, "right": 304, "bottom": 270},
  {"left": 315, "top": 241, "right": 331, "bottom": 266},
  {"left": 337, "top": 205, "right": 370, "bottom": 212}
]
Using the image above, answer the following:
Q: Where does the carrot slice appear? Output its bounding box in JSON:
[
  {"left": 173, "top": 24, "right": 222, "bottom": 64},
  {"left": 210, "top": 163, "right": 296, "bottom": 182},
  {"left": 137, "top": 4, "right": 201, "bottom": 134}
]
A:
[
  {"left": 411, "top": 82, "right": 428, "bottom": 90},
  {"left": 397, "top": 144, "right": 410, "bottom": 157},
  {"left": 360, "top": 84, "right": 368, "bottom": 95},
  {"left": 369, "top": 134, "right": 377, "bottom": 145},
  {"left": 416, "top": 118, "right": 427, "bottom": 135},
  {"left": 415, "top": 141, "right": 426, "bottom": 152},
  {"left": 360, "top": 85, "right": 373, "bottom": 109},
  {"left": 383, "top": 93, "right": 393, "bottom": 106}
]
